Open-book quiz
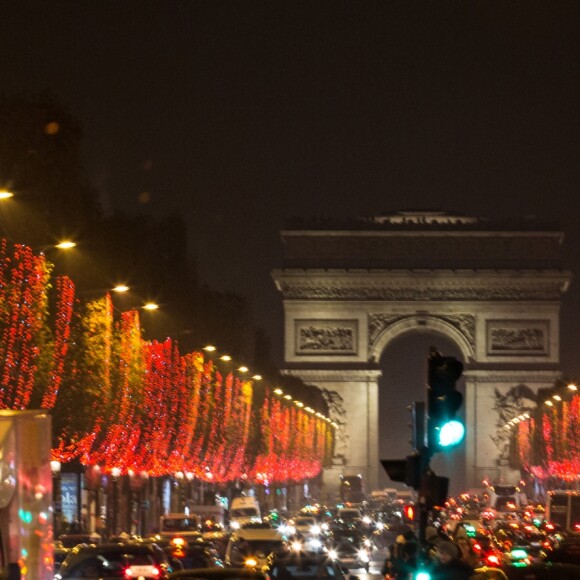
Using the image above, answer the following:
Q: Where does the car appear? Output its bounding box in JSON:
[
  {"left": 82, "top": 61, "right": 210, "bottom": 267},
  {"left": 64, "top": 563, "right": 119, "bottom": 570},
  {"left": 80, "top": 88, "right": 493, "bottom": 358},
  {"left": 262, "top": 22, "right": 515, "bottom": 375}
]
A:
[
  {"left": 499, "top": 562, "right": 580, "bottom": 579},
  {"left": 57, "top": 532, "right": 103, "bottom": 548},
  {"left": 53, "top": 541, "right": 72, "bottom": 573},
  {"left": 546, "top": 531, "right": 580, "bottom": 566},
  {"left": 267, "top": 552, "right": 354, "bottom": 580},
  {"left": 55, "top": 541, "right": 174, "bottom": 579},
  {"left": 225, "top": 527, "right": 289, "bottom": 570},
  {"left": 163, "top": 537, "right": 225, "bottom": 570},
  {"left": 169, "top": 568, "right": 269, "bottom": 580},
  {"left": 325, "top": 528, "right": 372, "bottom": 572},
  {"left": 291, "top": 516, "right": 321, "bottom": 538}
]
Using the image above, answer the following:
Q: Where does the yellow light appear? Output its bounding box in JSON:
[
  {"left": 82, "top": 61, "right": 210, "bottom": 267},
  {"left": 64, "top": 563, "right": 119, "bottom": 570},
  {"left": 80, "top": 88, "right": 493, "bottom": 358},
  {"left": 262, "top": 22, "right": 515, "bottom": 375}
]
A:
[
  {"left": 553, "top": 395, "right": 562, "bottom": 401},
  {"left": 284, "top": 394, "right": 292, "bottom": 400},
  {"left": 238, "top": 366, "right": 249, "bottom": 373},
  {"left": 274, "top": 388, "right": 283, "bottom": 395},
  {"left": 220, "top": 355, "right": 232, "bottom": 362},
  {"left": 55, "top": 240, "right": 76, "bottom": 250},
  {"left": 567, "top": 383, "right": 578, "bottom": 391},
  {"left": 306, "top": 407, "right": 315, "bottom": 413},
  {"left": 295, "top": 401, "right": 304, "bottom": 408},
  {"left": 545, "top": 400, "right": 554, "bottom": 407},
  {"left": 112, "top": 285, "right": 129, "bottom": 293},
  {"left": 0, "top": 190, "right": 14, "bottom": 199},
  {"left": 143, "top": 302, "right": 159, "bottom": 311},
  {"left": 203, "top": 345, "right": 216, "bottom": 352},
  {"left": 252, "top": 374, "right": 262, "bottom": 381}
]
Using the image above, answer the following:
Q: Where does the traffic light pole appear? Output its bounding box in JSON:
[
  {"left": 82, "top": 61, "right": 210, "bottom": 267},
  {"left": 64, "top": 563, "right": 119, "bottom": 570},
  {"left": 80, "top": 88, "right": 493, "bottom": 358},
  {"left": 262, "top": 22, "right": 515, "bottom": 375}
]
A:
[{"left": 381, "top": 348, "right": 465, "bottom": 578}]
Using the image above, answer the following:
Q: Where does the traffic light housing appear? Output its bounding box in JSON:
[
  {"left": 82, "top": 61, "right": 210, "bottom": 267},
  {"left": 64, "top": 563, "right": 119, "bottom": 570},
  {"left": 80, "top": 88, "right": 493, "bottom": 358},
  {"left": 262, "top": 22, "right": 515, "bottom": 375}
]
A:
[
  {"left": 381, "top": 454, "right": 423, "bottom": 489},
  {"left": 427, "top": 349, "right": 465, "bottom": 452}
]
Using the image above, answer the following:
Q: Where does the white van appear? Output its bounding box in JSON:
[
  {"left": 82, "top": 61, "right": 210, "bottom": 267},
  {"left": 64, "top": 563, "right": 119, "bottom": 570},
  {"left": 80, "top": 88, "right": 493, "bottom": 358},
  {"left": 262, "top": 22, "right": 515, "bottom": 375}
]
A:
[{"left": 230, "top": 496, "right": 261, "bottom": 529}]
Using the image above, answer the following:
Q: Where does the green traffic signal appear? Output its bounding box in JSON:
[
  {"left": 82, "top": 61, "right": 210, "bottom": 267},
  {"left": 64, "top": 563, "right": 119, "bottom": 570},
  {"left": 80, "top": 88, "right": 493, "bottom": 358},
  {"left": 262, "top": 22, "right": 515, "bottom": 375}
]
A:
[
  {"left": 438, "top": 419, "right": 465, "bottom": 447},
  {"left": 427, "top": 349, "right": 465, "bottom": 453}
]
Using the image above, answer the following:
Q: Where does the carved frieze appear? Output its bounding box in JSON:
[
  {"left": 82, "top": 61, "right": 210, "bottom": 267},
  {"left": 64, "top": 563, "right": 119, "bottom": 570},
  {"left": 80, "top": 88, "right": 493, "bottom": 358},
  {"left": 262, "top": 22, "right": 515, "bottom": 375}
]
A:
[
  {"left": 486, "top": 320, "right": 549, "bottom": 356},
  {"left": 295, "top": 319, "right": 358, "bottom": 355},
  {"left": 490, "top": 384, "right": 537, "bottom": 466},
  {"left": 368, "top": 313, "right": 476, "bottom": 351},
  {"left": 278, "top": 284, "right": 562, "bottom": 301}
]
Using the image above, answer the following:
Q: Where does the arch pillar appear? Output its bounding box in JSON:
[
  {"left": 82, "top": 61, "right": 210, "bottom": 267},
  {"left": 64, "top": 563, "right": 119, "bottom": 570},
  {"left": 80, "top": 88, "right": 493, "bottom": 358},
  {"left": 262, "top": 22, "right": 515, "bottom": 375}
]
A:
[
  {"left": 284, "top": 369, "right": 382, "bottom": 503},
  {"left": 463, "top": 369, "right": 560, "bottom": 488}
]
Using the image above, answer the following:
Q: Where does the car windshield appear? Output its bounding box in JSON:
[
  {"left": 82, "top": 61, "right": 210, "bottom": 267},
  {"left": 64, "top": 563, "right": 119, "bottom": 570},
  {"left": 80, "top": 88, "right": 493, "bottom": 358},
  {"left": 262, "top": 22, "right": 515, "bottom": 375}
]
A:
[
  {"left": 232, "top": 508, "right": 259, "bottom": 517},
  {"left": 240, "top": 540, "right": 286, "bottom": 557},
  {"left": 162, "top": 517, "right": 199, "bottom": 531}
]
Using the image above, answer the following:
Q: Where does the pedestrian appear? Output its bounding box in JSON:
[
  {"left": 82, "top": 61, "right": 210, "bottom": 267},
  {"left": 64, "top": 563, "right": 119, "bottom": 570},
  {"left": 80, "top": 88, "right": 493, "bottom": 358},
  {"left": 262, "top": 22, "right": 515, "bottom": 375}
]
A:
[{"left": 430, "top": 540, "right": 474, "bottom": 580}]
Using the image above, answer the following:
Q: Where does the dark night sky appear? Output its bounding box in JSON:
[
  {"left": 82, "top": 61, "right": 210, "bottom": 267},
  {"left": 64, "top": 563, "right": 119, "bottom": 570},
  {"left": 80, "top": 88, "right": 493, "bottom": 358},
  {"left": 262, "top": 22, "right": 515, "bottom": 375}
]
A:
[{"left": 2, "top": 2, "right": 580, "bottom": 376}]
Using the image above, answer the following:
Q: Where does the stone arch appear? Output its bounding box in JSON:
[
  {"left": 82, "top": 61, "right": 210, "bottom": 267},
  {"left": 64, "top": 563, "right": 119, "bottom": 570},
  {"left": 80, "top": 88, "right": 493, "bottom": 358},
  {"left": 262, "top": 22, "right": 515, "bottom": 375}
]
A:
[
  {"left": 272, "top": 213, "right": 571, "bottom": 498},
  {"left": 369, "top": 314, "right": 475, "bottom": 364}
]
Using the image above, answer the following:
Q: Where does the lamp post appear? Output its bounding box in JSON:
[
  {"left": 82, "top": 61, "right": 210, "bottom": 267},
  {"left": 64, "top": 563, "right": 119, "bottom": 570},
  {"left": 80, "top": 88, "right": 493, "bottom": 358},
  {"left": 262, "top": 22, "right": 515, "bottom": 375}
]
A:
[
  {"left": 111, "top": 467, "right": 121, "bottom": 536},
  {"left": 50, "top": 460, "right": 62, "bottom": 538}
]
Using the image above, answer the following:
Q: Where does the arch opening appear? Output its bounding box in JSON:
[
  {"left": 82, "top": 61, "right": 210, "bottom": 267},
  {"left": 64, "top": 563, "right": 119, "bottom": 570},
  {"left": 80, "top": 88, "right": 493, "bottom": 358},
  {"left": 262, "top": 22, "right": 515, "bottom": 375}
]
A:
[{"left": 377, "top": 327, "right": 467, "bottom": 495}]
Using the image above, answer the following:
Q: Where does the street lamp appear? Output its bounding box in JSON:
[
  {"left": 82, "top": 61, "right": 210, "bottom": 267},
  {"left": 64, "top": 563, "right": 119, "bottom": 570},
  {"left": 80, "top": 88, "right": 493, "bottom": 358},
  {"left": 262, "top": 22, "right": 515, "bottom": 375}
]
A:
[
  {"left": 0, "top": 190, "right": 14, "bottom": 200},
  {"left": 111, "top": 467, "right": 121, "bottom": 536}
]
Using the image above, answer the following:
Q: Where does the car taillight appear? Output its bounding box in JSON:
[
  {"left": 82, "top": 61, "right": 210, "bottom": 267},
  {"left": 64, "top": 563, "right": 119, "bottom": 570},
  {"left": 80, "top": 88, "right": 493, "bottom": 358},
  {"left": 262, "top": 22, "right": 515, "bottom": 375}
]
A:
[
  {"left": 486, "top": 555, "right": 500, "bottom": 566},
  {"left": 124, "top": 566, "right": 161, "bottom": 577}
]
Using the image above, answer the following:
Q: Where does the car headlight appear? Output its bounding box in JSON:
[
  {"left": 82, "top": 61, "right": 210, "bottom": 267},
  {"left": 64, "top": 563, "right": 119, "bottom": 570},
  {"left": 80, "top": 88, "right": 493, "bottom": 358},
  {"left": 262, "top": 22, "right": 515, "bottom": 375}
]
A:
[
  {"left": 245, "top": 557, "right": 258, "bottom": 568},
  {"left": 328, "top": 549, "right": 338, "bottom": 560},
  {"left": 310, "top": 525, "right": 321, "bottom": 535},
  {"left": 308, "top": 538, "right": 322, "bottom": 550},
  {"left": 357, "top": 549, "right": 370, "bottom": 562},
  {"left": 230, "top": 521, "right": 240, "bottom": 529}
]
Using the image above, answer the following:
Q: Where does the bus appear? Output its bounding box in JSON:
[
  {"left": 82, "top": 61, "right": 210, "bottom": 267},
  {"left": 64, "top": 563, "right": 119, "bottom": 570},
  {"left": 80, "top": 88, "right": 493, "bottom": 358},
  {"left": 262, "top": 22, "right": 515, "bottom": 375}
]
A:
[
  {"left": 486, "top": 483, "right": 526, "bottom": 512},
  {"left": 546, "top": 490, "right": 580, "bottom": 531},
  {"left": 339, "top": 474, "right": 365, "bottom": 504}
]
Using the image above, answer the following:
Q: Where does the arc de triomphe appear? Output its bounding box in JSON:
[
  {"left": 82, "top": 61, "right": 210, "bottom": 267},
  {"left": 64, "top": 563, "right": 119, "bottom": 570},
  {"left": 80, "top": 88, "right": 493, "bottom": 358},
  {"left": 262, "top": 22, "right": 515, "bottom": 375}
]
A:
[{"left": 272, "top": 212, "right": 571, "bottom": 499}]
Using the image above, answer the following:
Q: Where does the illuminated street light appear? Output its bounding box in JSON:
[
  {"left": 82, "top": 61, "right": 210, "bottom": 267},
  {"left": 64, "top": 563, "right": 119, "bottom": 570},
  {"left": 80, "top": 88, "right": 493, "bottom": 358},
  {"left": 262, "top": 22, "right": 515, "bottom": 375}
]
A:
[
  {"left": 274, "top": 388, "right": 283, "bottom": 395},
  {"left": 220, "top": 355, "right": 232, "bottom": 362},
  {"left": 0, "top": 190, "right": 14, "bottom": 199},
  {"left": 142, "top": 302, "right": 159, "bottom": 311},
  {"left": 238, "top": 366, "right": 249, "bottom": 373},
  {"left": 203, "top": 345, "right": 216, "bottom": 352},
  {"left": 567, "top": 383, "right": 578, "bottom": 391},
  {"left": 545, "top": 400, "right": 554, "bottom": 407},
  {"left": 112, "top": 284, "right": 130, "bottom": 293},
  {"left": 553, "top": 395, "right": 562, "bottom": 401},
  {"left": 55, "top": 240, "right": 77, "bottom": 250},
  {"left": 283, "top": 395, "right": 292, "bottom": 400},
  {"left": 252, "top": 374, "right": 262, "bottom": 381}
]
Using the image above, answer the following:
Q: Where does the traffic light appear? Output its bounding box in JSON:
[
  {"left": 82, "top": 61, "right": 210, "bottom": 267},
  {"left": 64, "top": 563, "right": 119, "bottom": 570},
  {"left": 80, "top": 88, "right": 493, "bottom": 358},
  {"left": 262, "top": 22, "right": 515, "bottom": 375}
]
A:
[
  {"left": 403, "top": 504, "right": 415, "bottom": 521},
  {"left": 427, "top": 349, "right": 465, "bottom": 452},
  {"left": 380, "top": 454, "right": 423, "bottom": 489}
]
